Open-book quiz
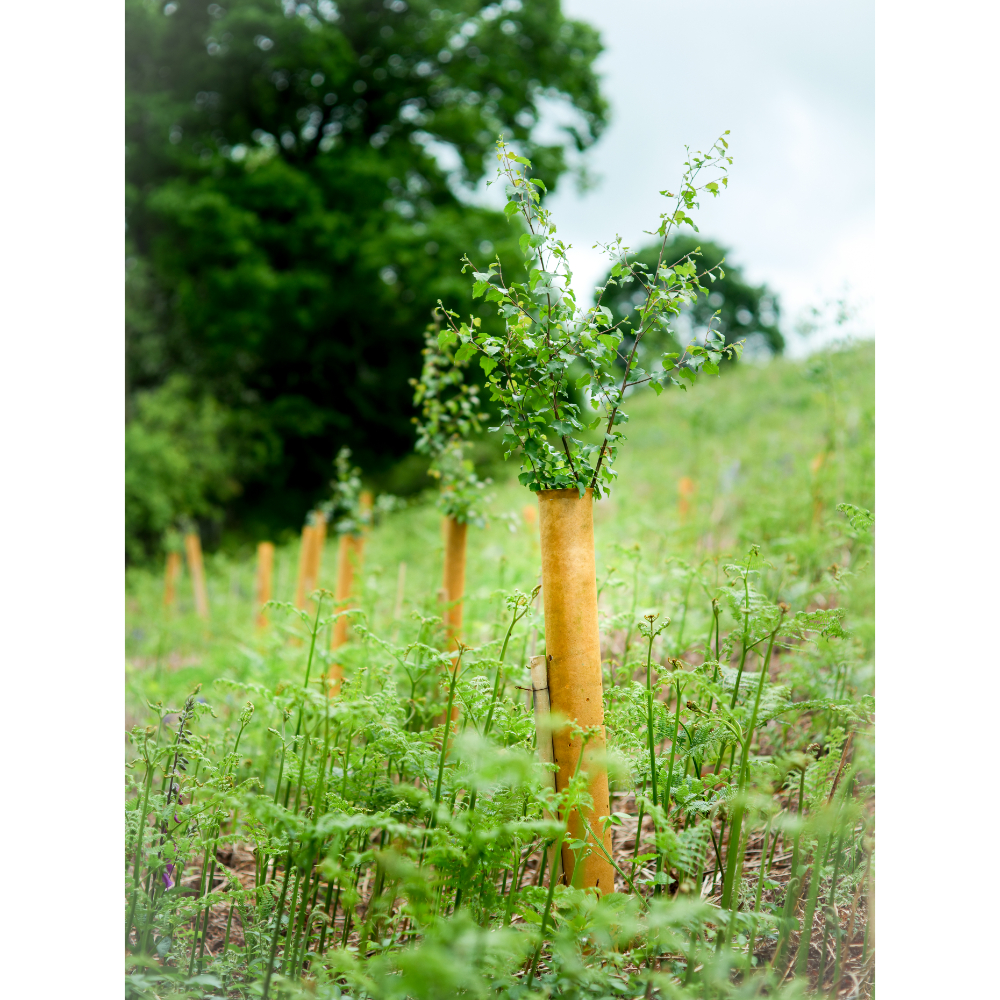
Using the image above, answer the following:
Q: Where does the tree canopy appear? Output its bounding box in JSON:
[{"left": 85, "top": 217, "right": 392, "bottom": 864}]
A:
[{"left": 126, "top": 0, "right": 606, "bottom": 548}]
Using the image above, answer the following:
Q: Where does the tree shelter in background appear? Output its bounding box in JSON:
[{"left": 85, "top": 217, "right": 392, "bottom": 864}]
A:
[{"left": 411, "top": 314, "right": 491, "bottom": 649}]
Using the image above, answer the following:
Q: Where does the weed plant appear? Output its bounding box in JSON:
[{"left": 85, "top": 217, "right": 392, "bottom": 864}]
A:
[{"left": 126, "top": 342, "right": 874, "bottom": 998}]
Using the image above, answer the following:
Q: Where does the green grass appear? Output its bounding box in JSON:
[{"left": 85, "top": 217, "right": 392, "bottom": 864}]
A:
[{"left": 125, "top": 341, "right": 874, "bottom": 999}]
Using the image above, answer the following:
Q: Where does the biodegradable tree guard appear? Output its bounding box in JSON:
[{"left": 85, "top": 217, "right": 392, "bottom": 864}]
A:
[
  {"left": 183, "top": 531, "right": 209, "bottom": 620},
  {"left": 329, "top": 491, "right": 372, "bottom": 695},
  {"left": 441, "top": 515, "right": 467, "bottom": 648},
  {"left": 678, "top": 476, "right": 696, "bottom": 521},
  {"left": 522, "top": 503, "right": 539, "bottom": 556},
  {"left": 441, "top": 137, "right": 742, "bottom": 890},
  {"left": 304, "top": 513, "right": 327, "bottom": 610},
  {"left": 537, "top": 490, "right": 614, "bottom": 893},
  {"left": 255, "top": 541, "right": 274, "bottom": 628},
  {"left": 330, "top": 534, "right": 356, "bottom": 654},
  {"left": 411, "top": 316, "right": 490, "bottom": 658},
  {"left": 356, "top": 489, "right": 372, "bottom": 559},
  {"left": 163, "top": 550, "right": 181, "bottom": 609},
  {"left": 529, "top": 654, "right": 562, "bottom": 885},
  {"left": 293, "top": 523, "right": 316, "bottom": 609}
]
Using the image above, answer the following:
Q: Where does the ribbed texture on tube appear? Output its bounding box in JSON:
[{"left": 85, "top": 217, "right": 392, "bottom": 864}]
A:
[
  {"left": 537, "top": 488, "right": 614, "bottom": 894},
  {"left": 442, "top": 516, "right": 467, "bottom": 649},
  {"left": 163, "top": 551, "right": 181, "bottom": 609},
  {"left": 184, "top": 532, "right": 209, "bottom": 620},
  {"left": 329, "top": 493, "right": 372, "bottom": 696},
  {"left": 329, "top": 533, "right": 356, "bottom": 695},
  {"left": 255, "top": 542, "right": 274, "bottom": 628},
  {"left": 293, "top": 524, "right": 316, "bottom": 610}
]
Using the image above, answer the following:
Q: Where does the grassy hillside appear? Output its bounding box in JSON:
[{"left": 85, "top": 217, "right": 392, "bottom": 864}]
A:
[
  {"left": 124, "top": 340, "right": 874, "bottom": 999},
  {"left": 126, "top": 340, "right": 874, "bottom": 707}
]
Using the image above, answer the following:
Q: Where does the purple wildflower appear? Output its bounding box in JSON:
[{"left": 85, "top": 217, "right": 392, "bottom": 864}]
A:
[{"left": 162, "top": 863, "right": 175, "bottom": 889}]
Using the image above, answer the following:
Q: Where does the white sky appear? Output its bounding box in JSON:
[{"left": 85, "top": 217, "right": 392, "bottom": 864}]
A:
[{"left": 538, "top": 0, "right": 875, "bottom": 355}]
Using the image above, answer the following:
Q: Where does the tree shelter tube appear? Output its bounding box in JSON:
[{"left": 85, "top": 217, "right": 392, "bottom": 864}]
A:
[
  {"left": 537, "top": 488, "right": 614, "bottom": 894},
  {"left": 329, "top": 491, "right": 373, "bottom": 695},
  {"left": 330, "top": 534, "right": 356, "bottom": 655},
  {"left": 440, "top": 515, "right": 468, "bottom": 722},
  {"left": 304, "top": 513, "right": 327, "bottom": 612},
  {"left": 163, "top": 550, "right": 181, "bottom": 609},
  {"left": 293, "top": 524, "right": 316, "bottom": 610},
  {"left": 441, "top": 516, "right": 468, "bottom": 649},
  {"left": 183, "top": 531, "right": 209, "bottom": 620},
  {"left": 255, "top": 541, "right": 274, "bottom": 629}
]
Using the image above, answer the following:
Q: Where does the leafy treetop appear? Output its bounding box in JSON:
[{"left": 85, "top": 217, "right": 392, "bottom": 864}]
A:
[
  {"left": 125, "top": 0, "right": 608, "bottom": 529},
  {"left": 439, "top": 134, "right": 744, "bottom": 497},
  {"left": 410, "top": 316, "right": 492, "bottom": 526},
  {"left": 318, "top": 446, "right": 375, "bottom": 535}
]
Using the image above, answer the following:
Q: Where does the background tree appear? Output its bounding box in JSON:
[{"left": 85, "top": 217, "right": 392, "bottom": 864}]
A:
[
  {"left": 598, "top": 235, "right": 783, "bottom": 368},
  {"left": 126, "top": 0, "right": 607, "bottom": 550},
  {"left": 124, "top": 375, "right": 266, "bottom": 561}
]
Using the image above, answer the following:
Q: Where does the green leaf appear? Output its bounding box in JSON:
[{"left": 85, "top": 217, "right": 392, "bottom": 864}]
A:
[
  {"left": 454, "top": 341, "right": 477, "bottom": 363},
  {"left": 650, "top": 380, "right": 663, "bottom": 396},
  {"left": 472, "top": 280, "right": 489, "bottom": 298},
  {"left": 437, "top": 328, "right": 457, "bottom": 349},
  {"left": 836, "top": 503, "right": 874, "bottom": 532},
  {"left": 519, "top": 233, "right": 546, "bottom": 253},
  {"left": 480, "top": 356, "right": 498, "bottom": 376},
  {"left": 503, "top": 201, "right": 519, "bottom": 219}
]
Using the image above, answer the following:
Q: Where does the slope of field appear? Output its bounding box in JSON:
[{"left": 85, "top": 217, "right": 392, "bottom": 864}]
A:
[
  {"left": 126, "top": 340, "right": 874, "bottom": 706},
  {"left": 124, "top": 341, "right": 874, "bottom": 999}
]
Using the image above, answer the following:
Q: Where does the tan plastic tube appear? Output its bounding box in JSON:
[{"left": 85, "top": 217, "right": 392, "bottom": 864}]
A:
[
  {"left": 293, "top": 524, "right": 316, "bottom": 609},
  {"left": 441, "top": 515, "right": 467, "bottom": 648},
  {"left": 530, "top": 654, "right": 563, "bottom": 885},
  {"left": 678, "top": 476, "right": 696, "bottom": 521},
  {"left": 330, "top": 534, "right": 356, "bottom": 655},
  {"left": 329, "top": 492, "right": 373, "bottom": 695},
  {"left": 305, "top": 513, "right": 327, "bottom": 610},
  {"left": 163, "top": 551, "right": 181, "bottom": 609},
  {"left": 537, "top": 488, "right": 614, "bottom": 894},
  {"left": 522, "top": 503, "right": 539, "bottom": 553},
  {"left": 255, "top": 541, "right": 274, "bottom": 628},
  {"left": 355, "top": 490, "right": 373, "bottom": 565},
  {"left": 183, "top": 531, "right": 209, "bottom": 620},
  {"left": 810, "top": 451, "right": 827, "bottom": 525}
]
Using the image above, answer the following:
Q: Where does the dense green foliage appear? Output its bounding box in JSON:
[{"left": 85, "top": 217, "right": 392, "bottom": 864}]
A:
[
  {"left": 126, "top": 0, "right": 607, "bottom": 537},
  {"left": 598, "top": 235, "right": 784, "bottom": 360},
  {"left": 443, "top": 137, "right": 741, "bottom": 495},
  {"left": 125, "top": 374, "right": 274, "bottom": 562},
  {"left": 411, "top": 319, "right": 491, "bottom": 525},
  {"left": 126, "top": 343, "right": 874, "bottom": 998}
]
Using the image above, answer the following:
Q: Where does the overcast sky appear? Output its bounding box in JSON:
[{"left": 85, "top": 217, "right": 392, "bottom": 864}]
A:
[{"left": 537, "top": 0, "right": 875, "bottom": 355}]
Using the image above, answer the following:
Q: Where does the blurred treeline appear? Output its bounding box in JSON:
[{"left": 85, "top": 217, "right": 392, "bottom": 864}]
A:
[
  {"left": 125, "top": 0, "right": 784, "bottom": 564},
  {"left": 125, "top": 0, "right": 606, "bottom": 560}
]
